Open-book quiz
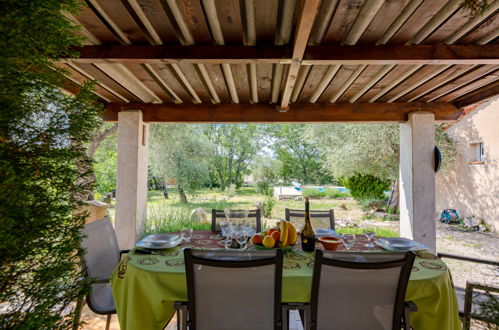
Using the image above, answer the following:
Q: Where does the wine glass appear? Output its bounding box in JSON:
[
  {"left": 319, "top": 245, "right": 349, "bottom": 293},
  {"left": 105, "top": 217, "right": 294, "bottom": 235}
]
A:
[
  {"left": 363, "top": 227, "right": 376, "bottom": 249},
  {"left": 342, "top": 234, "right": 356, "bottom": 251},
  {"left": 235, "top": 231, "right": 248, "bottom": 250},
  {"left": 181, "top": 228, "right": 193, "bottom": 244}
]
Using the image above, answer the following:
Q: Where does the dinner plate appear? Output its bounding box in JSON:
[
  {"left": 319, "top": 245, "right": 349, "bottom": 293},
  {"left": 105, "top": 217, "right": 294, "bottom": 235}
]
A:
[
  {"left": 375, "top": 237, "right": 428, "bottom": 251},
  {"left": 315, "top": 228, "right": 341, "bottom": 238},
  {"left": 136, "top": 234, "right": 182, "bottom": 250}
]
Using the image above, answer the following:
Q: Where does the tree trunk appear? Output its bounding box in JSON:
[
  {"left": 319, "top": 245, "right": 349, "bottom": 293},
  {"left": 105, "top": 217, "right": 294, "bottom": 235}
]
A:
[
  {"left": 178, "top": 186, "right": 188, "bottom": 203},
  {"left": 387, "top": 178, "right": 399, "bottom": 212}
]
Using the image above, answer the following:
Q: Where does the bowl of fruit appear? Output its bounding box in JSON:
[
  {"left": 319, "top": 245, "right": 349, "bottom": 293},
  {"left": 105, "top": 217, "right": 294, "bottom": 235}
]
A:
[{"left": 251, "top": 220, "right": 298, "bottom": 250}]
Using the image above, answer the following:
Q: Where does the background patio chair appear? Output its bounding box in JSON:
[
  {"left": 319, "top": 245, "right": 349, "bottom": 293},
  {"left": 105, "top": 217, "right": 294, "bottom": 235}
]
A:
[
  {"left": 79, "top": 216, "right": 129, "bottom": 330},
  {"left": 211, "top": 208, "right": 262, "bottom": 232},
  {"left": 308, "top": 251, "right": 416, "bottom": 330},
  {"left": 178, "top": 248, "right": 283, "bottom": 330},
  {"left": 437, "top": 252, "right": 499, "bottom": 329},
  {"left": 285, "top": 208, "right": 335, "bottom": 230}
]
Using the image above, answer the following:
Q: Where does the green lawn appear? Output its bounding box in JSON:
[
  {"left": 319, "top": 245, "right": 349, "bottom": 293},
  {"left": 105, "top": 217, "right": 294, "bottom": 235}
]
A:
[{"left": 110, "top": 187, "right": 398, "bottom": 238}]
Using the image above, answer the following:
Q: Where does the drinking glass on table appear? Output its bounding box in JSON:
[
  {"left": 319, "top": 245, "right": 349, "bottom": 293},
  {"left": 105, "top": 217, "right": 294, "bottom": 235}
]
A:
[
  {"left": 235, "top": 230, "right": 249, "bottom": 250},
  {"left": 363, "top": 227, "right": 376, "bottom": 249},
  {"left": 181, "top": 228, "right": 193, "bottom": 243},
  {"left": 342, "top": 234, "right": 356, "bottom": 251}
]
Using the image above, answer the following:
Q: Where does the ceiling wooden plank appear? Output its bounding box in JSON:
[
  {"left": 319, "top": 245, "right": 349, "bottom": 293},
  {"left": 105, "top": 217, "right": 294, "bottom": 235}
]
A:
[
  {"left": 419, "top": 65, "right": 499, "bottom": 102},
  {"left": 435, "top": 70, "right": 499, "bottom": 102},
  {"left": 279, "top": 0, "right": 321, "bottom": 110},
  {"left": 102, "top": 102, "right": 461, "bottom": 122},
  {"left": 453, "top": 80, "right": 499, "bottom": 108}
]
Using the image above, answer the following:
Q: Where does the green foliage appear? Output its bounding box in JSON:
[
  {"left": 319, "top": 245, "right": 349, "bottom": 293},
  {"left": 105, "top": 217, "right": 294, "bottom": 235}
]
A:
[
  {"left": 302, "top": 187, "right": 350, "bottom": 199},
  {"left": 255, "top": 181, "right": 271, "bottom": 195},
  {"left": 144, "top": 203, "right": 211, "bottom": 236},
  {"left": 251, "top": 155, "right": 282, "bottom": 192},
  {"left": 307, "top": 124, "right": 457, "bottom": 181},
  {"left": 340, "top": 174, "right": 390, "bottom": 201},
  {"left": 0, "top": 1, "right": 102, "bottom": 327},
  {"left": 336, "top": 227, "right": 398, "bottom": 238},
  {"left": 204, "top": 124, "right": 265, "bottom": 189},
  {"left": 263, "top": 196, "right": 276, "bottom": 218},
  {"left": 149, "top": 124, "right": 212, "bottom": 202},
  {"left": 273, "top": 125, "right": 333, "bottom": 184},
  {"left": 93, "top": 134, "right": 117, "bottom": 196},
  {"left": 475, "top": 290, "right": 499, "bottom": 328},
  {"left": 359, "top": 198, "right": 387, "bottom": 212}
]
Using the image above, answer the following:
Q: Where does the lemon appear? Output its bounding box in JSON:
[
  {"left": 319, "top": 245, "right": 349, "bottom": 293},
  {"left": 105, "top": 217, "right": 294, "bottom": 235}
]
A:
[{"left": 262, "top": 235, "right": 276, "bottom": 248}]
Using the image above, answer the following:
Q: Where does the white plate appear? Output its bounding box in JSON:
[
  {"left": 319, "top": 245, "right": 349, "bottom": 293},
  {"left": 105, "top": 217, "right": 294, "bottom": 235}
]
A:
[
  {"left": 136, "top": 234, "right": 182, "bottom": 250},
  {"left": 315, "top": 228, "right": 341, "bottom": 238},
  {"left": 375, "top": 237, "right": 428, "bottom": 251}
]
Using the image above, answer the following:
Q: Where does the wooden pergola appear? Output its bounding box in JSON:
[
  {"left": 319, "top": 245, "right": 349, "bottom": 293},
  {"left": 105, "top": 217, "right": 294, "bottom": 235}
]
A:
[{"left": 61, "top": 0, "right": 499, "bottom": 250}]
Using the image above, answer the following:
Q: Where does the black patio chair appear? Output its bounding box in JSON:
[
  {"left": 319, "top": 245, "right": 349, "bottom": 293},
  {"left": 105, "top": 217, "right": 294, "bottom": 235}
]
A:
[
  {"left": 437, "top": 252, "right": 499, "bottom": 329},
  {"left": 79, "top": 217, "right": 129, "bottom": 330},
  {"left": 307, "top": 250, "right": 416, "bottom": 330},
  {"left": 285, "top": 208, "right": 335, "bottom": 230},
  {"left": 211, "top": 208, "right": 262, "bottom": 232},
  {"left": 176, "top": 248, "right": 284, "bottom": 330}
]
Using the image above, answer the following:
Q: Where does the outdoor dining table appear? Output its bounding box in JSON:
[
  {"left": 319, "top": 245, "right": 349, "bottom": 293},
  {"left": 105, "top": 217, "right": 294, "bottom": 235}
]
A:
[{"left": 110, "top": 230, "right": 461, "bottom": 330}]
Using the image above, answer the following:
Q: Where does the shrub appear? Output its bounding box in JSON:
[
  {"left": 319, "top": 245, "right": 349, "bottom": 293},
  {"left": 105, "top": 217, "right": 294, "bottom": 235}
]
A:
[
  {"left": 262, "top": 196, "right": 276, "bottom": 218},
  {"left": 360, "top": 198, "right": 387, "bottom": 212},
  {"left": 340, "top": 174, "right": 390, "bottom": 201},
  {"left": 255, "top": 181, "right": 271, "bottom": 195},
  {"left": 0, "top": 1, "right": 102, "bottom": 328}
]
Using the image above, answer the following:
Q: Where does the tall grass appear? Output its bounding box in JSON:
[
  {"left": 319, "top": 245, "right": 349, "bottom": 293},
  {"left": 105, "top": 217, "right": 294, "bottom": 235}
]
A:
[
  {"left": 303, "top": 187, "right": 350, "bottom": 199},
  {"left": 143, "top": 202, "right": 211, "bottom": 237},
  {"left": 336, "top": 227, "right": 398, "bottom": 237}
]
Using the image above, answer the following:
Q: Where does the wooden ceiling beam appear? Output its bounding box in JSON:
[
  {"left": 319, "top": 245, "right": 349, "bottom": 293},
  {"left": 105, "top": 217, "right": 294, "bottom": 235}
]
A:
[
  {"left": 304, "top": 44, "right": 499, "bottom": 65},
  {"left": 279, "top": 0, "right": 321, "bottom": 110},
  {"left": 66, "top": 44, "right": 499, "bottom": 65},
  {"left": 102, "top": 102, "right": 461, "bottom": 123}
]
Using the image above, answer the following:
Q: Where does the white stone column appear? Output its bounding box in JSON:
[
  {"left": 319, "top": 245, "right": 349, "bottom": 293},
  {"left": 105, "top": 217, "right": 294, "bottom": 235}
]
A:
[
  {"left": 115, "top": 110, "right": 149, "bottom": 249},
  {"left": 399, "top": 111, "right": 436, "bottom": 252}
]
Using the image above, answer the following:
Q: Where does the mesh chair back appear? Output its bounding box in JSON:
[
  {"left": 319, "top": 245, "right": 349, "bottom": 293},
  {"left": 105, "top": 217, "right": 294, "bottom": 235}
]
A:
[
  {"left": 311, "top": 251, "right": 415, "bottom": 330},
  {"left": 184, "top": 249, "right": 283, "bottom": 330},
  {"left": 285, "top": 208, "right": 335, "bottom": 230},
  {"left": 81, "top": 217, "right": 120, "bottom": 314},
  {"left": 211, "top": 209, "right": 262, "bottom": 232}
]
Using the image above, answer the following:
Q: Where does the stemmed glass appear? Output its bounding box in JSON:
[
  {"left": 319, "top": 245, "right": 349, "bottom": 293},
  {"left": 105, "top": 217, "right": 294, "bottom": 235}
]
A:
[
  {"left": 235, "top": 230, "right": 249, "bottom": 250},
  {"left": 363, "top": 227, "right": 376, "bottom": 249},
  {"left": 342, "top": 234, "right": 356, "bottom": 251},
  {"left": 181, "top": 228, "right": 193, "bottom": 245}
]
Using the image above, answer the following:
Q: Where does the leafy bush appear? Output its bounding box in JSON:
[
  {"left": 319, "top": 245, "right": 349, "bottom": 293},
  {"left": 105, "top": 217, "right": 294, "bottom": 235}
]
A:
[
  {"left": 263, "top": 196, "right": 276, "bottom": 218},
  {"left": 360, "top": 198, "right": 387, "bottom": 212},
  {"left": 303, "top": 187, "right": 350, "bottom": 199},
  {"left": 255, "top": 181, "right": 273, "bottom": 196},
  {"left": 340, "top": 174, "right": 390, "bottom": 201},
  {"left": 0, "top": 1, "right": 102, "bottom": 328}
]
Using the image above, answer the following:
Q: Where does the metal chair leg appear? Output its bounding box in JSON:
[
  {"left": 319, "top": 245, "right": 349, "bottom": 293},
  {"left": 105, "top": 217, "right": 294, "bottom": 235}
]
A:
[{"left": 105, "top": 314, "right": 111, "bottom": 330}]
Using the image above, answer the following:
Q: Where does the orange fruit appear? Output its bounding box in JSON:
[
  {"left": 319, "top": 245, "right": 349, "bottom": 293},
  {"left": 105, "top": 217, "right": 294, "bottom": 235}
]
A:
[
  {"left": 262, "top": 235, "right": 276, "bottom": 248},
  {"left": 251, "top": 234, "right": 264, "bottom": 245},
  {"left": 268, "top": 227, "right": 278, "bottom": 236},
  {"left": 271, "top": 231, "right": 280, "bottom": 242}
]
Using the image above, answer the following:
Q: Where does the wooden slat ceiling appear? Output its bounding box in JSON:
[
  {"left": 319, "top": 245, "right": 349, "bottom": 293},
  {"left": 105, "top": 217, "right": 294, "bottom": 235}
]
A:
[{"left": 62, "top": 0, "right": 499, "bottom": 121}]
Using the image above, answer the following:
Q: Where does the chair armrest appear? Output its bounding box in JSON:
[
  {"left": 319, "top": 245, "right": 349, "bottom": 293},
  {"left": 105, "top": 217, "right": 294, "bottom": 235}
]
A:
[
  {"left": 119, "top": 249, "right": 130, "bottom": 255},
  {"left": 92, "top": 276, "right": 110, "bottom": 284},
  {"left": 405, "top": 301, "right": 418, "bottom": 312}
]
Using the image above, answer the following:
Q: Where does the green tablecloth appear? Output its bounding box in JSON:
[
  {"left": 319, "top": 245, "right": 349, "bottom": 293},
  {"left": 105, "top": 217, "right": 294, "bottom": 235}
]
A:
[{"left": 110, "top": 231, "right": 461, "bottom": 330}]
